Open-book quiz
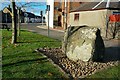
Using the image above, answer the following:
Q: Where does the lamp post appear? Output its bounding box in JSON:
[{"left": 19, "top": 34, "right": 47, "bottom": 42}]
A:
[{"left": 46, "top": 5, "right": 50, "bottom": 37}]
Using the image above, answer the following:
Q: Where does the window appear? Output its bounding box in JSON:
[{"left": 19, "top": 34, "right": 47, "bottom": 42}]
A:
[{"left": 74, "top": 14, "right": 79, "bottom": 21}]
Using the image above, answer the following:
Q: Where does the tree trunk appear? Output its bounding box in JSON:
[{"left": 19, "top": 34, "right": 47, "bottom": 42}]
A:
[{"left": 11, "top": 0, "right": 17, "bottom": 44}]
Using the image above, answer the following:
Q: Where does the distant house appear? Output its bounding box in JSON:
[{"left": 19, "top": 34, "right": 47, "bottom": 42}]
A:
[
  {"left": 69, "top": 1, "right": 120, "bottom": 38},
  {"left": 35, "top": 16, "right": 45, "bottom": 23},
  {"left": 2, "top": 6, "right": 43, "bottom": 23},
  {"left": 35, "top": 16, "right": 42, "bottom": 23},
  {"left": 2, "top": 6, "right": 23, "bottom": 23},
  {"left": 24, "top": 12, "right": 35, "bottom": 23},
  {"left": 2, "top": 6, "right": 14, "bottom": 23},
  {"left": 24, "top": 12, "right": 45, "bottom": 23}
]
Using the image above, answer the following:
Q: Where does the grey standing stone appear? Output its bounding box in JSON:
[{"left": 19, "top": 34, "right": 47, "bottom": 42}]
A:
[{"left": 62, "top": 26, "right": 105, "bottom": 62}]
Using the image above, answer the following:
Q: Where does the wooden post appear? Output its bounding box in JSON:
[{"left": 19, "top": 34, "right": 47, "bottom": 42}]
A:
[{"left": 11, "top": 0, "right": 17, "bottom": 44}]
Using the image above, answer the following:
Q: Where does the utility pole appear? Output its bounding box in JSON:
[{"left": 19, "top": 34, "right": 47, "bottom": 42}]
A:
[{"left": 11, "top": 0, "right": 17, "bottom": 44}]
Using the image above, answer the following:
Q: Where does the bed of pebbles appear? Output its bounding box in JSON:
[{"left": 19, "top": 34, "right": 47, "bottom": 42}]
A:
[{"left": 35, "top": 47, "right": 119, "bottom": 78}]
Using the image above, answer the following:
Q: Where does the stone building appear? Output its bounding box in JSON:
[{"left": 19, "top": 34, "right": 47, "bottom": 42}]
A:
[{"left": 69, "top": 1, "right": 120, "bottom": 38}]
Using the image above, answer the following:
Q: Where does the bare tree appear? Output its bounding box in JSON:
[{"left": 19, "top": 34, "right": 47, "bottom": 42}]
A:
[
  {"left": 11, "top": 0, "right": 17, "bottom": 44},
  {"left": 4, "top": 1, "right": 45, "bottom": 43},
  {"left": 16, "top": 2, "right": 45, "bottom": 36}
]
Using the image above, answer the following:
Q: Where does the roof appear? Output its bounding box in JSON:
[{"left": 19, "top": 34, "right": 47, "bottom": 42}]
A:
[
  {"left": 2, "top": 6, "right": 42, "bottom": 19},
  {"left": 3, "top": 6, "right": 17, "bottom": 15},
  {"left": 35, "top": 15, "right": 41, "bottom": 18},
  {"left": 24, "top": 12, "right": 35, "bottom": 18},
  {"left": 70, "top": 1, "right": 120, "bottom": 12}
]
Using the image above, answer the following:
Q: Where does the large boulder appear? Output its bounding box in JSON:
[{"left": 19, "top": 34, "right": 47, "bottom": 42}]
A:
[{"left": 62, "top": 26, "right": 105, "bottom": 62}]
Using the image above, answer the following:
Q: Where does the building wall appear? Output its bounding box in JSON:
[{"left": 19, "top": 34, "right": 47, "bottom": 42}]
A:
[
  {"left": 54, "top": 1, "right": 64, "bottom": 27},
  {"left": 46, "top": 0, "right": 54, "bottom": 28},
  {"left": 45, "top": 1, "right": 83, "bottom": 29},
  {"left": 69, "top": 9, "right": 107, "bottom": 27},
  {"left": 54, "top": 1, "right": 82, "bottom": 29},
  {"left": 69, "top": 9, "right": 119, "bottom": 37},
  {"left": 54, "top": 9, "right": 62, "bottom": 26}
]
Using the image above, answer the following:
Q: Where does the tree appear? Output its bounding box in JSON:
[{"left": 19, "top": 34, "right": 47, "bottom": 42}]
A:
[
  {"left": 4, "top": 1, "right": 45, "bottom": 44},
  {"left": 11, "top": 0, "right": 17, "bottom": 44},
  {"left": 16, "top": 2, "right": 45, "bottom": 36}
]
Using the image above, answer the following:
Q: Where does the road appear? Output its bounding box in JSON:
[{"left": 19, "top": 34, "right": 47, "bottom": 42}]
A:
[{"left": 0, "top": 23, "right": 64, "bottom": 41}]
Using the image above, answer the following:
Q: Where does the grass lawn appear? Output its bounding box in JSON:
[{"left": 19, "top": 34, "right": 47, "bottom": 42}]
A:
[
  {"left": 1, "top": 29, "right": 119, "bottom": 79},
  {"left": 87, "top": 65, "right": 120, "bottom": 79},
  {"left": 2, "top": 30, "right": 66, "bottom": 79}
]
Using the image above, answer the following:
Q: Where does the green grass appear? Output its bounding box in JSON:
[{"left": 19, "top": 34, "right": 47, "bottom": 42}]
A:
[
  {"left": 2, "top": 29, "right": 120, "bottom": 79},
  {"left": 2, "top": 30, "right": 66, "bottom": 79},
  {"left": 87, "top": 65, "right": 120, "bottom": 79}
]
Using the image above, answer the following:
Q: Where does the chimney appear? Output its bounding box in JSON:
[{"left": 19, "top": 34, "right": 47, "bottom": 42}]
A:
[{"left": 106, "top": 0, "right": 111, "bottom": 8}]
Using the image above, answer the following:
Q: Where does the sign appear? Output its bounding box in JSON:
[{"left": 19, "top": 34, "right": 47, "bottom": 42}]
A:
[
  {"left": 109, "top": 14, "right": 120, "bottom": 22},
  {"left": 47, "top": 5, "right": 50, "bottom": 11}
]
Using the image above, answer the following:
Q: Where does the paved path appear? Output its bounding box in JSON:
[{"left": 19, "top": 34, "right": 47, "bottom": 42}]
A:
[{"left": 103, "top": 39, "right": 120, "bottom": 62}]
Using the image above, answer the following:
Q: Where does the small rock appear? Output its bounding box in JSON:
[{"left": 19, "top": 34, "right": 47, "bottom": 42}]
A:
[{"left": 36, "top": 47, "right": 118, "bottom": 78}]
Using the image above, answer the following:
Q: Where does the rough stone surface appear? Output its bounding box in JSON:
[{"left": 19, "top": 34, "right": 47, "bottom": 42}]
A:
[
  {"left": 36, "top": 47, "right": 119, "bottom": 78},
  {"left": 62, "top": 26, "right": 105, "bottom": 62}
]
